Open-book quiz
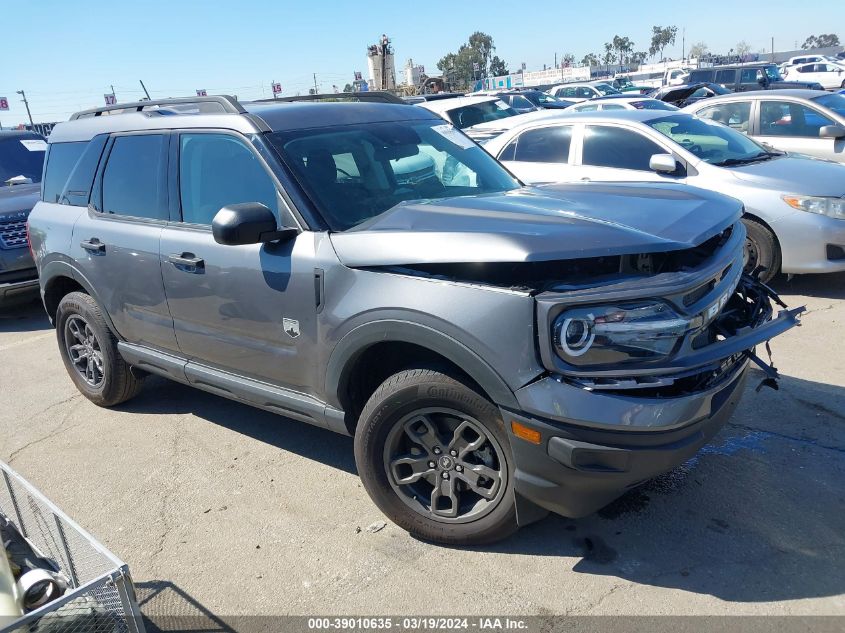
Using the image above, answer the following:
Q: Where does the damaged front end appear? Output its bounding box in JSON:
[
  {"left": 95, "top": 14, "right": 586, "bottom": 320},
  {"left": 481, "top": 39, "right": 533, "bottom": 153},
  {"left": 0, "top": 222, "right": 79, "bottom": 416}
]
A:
[{"left": 534, "top": 222, "right": 804, "bottom": 398}]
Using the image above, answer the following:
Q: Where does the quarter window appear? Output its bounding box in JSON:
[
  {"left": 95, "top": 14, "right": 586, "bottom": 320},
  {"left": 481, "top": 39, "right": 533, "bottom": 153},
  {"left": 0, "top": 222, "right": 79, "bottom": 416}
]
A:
[
  {"left": 101, "top": 135, "right": 167, "bottom": 219},
  {"left": 179, "top": 134, "right": 278, "bottom": 225},
  {"left": 582, "top": 126, "right": 665, "bottom": 171},
  {"left": 42, "top": 142, "right": 86, "bottom": 203},
  {"left": 715, "top": 69, "right": 736, "bottom": 85},
  {"left": 513, "top": 126, "right": 573, "bottom": 163}
]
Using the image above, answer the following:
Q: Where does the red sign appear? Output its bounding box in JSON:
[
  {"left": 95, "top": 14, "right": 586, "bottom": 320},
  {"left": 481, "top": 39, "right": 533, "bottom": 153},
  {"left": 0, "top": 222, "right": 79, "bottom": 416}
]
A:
[
  {"left": 196, "top": 89, "right": 207, "bottom": 97},
  {"left": 0, "top": 97, "right": 8, "bottom": 111},
  {"left": 272, "top": 82, "right": 282, "bottom": 94}
]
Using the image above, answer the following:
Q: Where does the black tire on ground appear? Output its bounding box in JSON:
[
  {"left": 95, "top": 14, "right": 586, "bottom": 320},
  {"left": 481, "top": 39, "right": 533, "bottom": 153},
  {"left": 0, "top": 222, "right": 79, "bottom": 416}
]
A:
[
  {"left": 55, "top": 291, "right": 144, "bottom": 407},
  {"left": 354, "top": 368, "right": 519, "bottom": 545},
  {"left": 742, "top": 218, "right": 780, "bottom": 284}
]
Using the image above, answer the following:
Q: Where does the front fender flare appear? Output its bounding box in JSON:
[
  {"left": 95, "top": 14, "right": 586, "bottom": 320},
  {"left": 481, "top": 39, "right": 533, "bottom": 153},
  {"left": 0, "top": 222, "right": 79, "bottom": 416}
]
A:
[{"left": 325, "top": 319, "right": 520, "bottom": 411}]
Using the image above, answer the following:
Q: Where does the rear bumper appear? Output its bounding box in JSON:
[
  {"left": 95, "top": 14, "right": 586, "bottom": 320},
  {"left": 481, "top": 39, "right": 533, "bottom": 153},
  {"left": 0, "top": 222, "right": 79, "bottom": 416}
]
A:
[
  {"left": 503, "top": 361, "right": 749, "bottom": 518},
  {"left": 0, "top": 269, "right": 39, "bottom": 301}
]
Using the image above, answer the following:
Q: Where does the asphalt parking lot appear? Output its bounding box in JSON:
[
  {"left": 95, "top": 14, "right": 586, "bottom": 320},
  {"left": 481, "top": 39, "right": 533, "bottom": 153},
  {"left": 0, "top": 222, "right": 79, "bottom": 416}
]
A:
[{"left": 1, "top": 273, "right": 843, "bottom": 627}]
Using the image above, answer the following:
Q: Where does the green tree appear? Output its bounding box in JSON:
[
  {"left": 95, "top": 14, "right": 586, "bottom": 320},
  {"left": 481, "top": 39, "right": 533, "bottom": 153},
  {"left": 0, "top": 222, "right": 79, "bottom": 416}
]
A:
[
  {"left": 437, "top": 31, "right": 498, "bottom": 89},
  {"left": 581, "top": 52, "right": 598, "bottom": 67},
  {"left": 649, "top": 25, "right": 678, "bottom": 60},
  {"left": 602, "top": 42, "right": 615, "bottom": 68},
  {"left": 489, "top": 55, "right": 508, "bottom": 77},
  {"left": 736, "top": 40, "right": 751, "bottom": 60},
  {"left": 688, "top": 41, "right": 708, "bottom": 59},
  {"left": 612, "top": 35, "right": 635, "bottom": 67},
  {"left": 802, "top": 33, "right": 840, "bottom": 49},
  {"left": 631, "top": 51, "right": 648, "bottom": 66},
  {"left": 342, "top": 83, "right": 353, "bottom": 93},
  {"left": 561, "top": 53, "right": 575, "bottom": 67}
]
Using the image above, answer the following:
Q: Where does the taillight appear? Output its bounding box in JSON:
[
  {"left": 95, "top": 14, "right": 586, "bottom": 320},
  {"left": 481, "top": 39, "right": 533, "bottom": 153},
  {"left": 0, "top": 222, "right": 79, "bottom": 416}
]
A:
[{"left": 26, "top": 218, "right": 34, "bottom": 260}]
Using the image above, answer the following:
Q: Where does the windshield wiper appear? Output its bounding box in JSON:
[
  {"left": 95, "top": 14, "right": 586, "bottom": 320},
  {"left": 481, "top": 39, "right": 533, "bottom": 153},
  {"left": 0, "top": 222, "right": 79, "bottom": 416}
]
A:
[{"left": 713, "top": 151, "right": 780, "bottom": 167}]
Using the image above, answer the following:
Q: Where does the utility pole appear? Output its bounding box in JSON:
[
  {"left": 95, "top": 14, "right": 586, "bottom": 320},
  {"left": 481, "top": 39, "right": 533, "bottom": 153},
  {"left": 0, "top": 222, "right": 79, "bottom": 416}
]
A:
[
  {"left": 313, "top": 73, "right": 319, "bottom": 94},
  {"left": 16, "top": 90, "right": 34, "bottom": 129},
  {"left": 771, "top": 37, "right": 775, "bottom": 62},
  {"left": 682, "top": 28, "right": 686, "bottom": 61},
  {"left": 139, "top": 80, "right": 151, "bottom": 100},
  {"left": 110, "top": 84, "right": 117, "bottom": 101}
]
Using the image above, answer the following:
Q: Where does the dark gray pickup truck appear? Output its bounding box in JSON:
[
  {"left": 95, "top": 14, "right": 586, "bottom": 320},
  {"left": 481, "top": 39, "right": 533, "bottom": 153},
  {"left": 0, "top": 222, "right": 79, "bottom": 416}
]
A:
[
  {"left": 0, "top": 131, "right": 45, "bottom": 302},
  {"left": 27, "top": 96, "right": 802, "bottom": 544}
]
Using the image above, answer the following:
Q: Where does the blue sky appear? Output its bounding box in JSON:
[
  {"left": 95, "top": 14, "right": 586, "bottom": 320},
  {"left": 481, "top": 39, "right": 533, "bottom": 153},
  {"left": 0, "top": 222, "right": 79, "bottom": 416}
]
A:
[{"left": 3, "top": 0, "right": 844, "bottom": 125}]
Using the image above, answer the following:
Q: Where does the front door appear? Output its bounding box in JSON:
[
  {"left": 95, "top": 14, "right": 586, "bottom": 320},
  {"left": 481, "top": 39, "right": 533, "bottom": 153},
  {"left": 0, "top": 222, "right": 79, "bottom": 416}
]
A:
[
  {"left": 159, "top": 131, "right": 318, "bottom": 391},
  {"left": 755, "top": 99, "right": 843, "bottom": 160},
  {"left": 72, "top": 132, "right": 177, "bottom": 351},
  {"left": 574, "top": 124, "right": 683, "bottom": 183}
]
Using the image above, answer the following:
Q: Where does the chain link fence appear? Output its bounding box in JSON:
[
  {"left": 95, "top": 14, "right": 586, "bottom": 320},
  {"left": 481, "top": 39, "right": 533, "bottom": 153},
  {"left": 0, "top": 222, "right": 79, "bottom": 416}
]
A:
[{"left": 0, "top": 461, "right": 144, "bottom": 633}]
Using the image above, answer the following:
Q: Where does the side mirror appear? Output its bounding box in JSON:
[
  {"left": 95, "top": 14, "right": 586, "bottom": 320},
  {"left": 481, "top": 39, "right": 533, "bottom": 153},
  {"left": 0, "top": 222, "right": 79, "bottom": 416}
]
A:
[
  {"left": 819, "top": 124, "right": 845, "bottom": 139},
  {"left": 649, "top": 153, "right": 679, "bottom": 173},
  {"left": 212, "top": 202, "right": 297, "bottom": 246}
]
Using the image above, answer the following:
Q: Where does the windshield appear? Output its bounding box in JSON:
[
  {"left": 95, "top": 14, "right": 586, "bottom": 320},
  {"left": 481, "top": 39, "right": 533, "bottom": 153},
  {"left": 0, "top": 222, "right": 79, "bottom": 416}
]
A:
[
  {"left": 0, "top": 135, "right": 46, "bottom": 184},
  {"left": 614, "top": 78, "right": 633, "bottom": 88},
  {"left": 269, "top": 120, "right": 520, "bottom": 231},
  {"left": 593, "top": 83, "right": 622, "bottom": 96},
  {"left": 812, "top": 92, "right": 845, "bottom": 118},
  {"left": 647, "top": 115, "right": 774, "bottom": 166},
  {"left": 631, "top": 100, "right": 678, "bottom": 111},
  {"left": 445, "top": 100, "right": 518, "bottom": 129},
  {"left": 526, "top": 92, "right": 561, "bottom": 105}
]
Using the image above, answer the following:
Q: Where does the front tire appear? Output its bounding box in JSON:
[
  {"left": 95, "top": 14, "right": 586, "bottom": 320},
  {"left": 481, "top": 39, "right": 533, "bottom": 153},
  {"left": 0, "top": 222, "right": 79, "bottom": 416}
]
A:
[
  {"left": 742, "top": 218, "right": 780, "bottom": 284},
  {"left": 354, "top": 369, "right": 518, "bottom": 545},
  {"left": 56, "top": 292, "right": 144, "bottom": 407}
]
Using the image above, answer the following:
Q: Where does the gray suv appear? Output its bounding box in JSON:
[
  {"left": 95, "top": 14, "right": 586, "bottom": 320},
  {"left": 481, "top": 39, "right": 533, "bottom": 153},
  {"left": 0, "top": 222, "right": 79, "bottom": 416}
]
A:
[
  {"left": 28, "top": 96, "right": 802, "bottom": 544},
  {"left": 1, "top": 130, "right": 46, "bottom": 302}
]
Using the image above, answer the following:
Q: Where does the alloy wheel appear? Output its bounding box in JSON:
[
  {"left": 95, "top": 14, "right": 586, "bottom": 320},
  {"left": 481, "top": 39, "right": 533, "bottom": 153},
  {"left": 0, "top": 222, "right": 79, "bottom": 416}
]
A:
[
  {"left": 64, "top": 315, "right": 105, "bottom": 387},
  {"left": 384, "top": 408, "right": 508, "bottom": 524}
]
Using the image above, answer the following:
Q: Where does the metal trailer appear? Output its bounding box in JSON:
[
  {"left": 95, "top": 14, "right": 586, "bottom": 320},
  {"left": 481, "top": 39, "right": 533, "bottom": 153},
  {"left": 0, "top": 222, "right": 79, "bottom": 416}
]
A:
[{"left": 0, "top": 461, "right": 144, "bottom": 633}]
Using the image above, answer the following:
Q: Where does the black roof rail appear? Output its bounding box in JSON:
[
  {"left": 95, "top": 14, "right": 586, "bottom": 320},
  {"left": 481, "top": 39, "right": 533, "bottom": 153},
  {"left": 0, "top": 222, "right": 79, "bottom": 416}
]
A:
[
  {"left": 250, "top": 91, "right": 407, "bottom": 105},
  {"left": 70, "top": 95, "right": 245, "bottom": 120}
]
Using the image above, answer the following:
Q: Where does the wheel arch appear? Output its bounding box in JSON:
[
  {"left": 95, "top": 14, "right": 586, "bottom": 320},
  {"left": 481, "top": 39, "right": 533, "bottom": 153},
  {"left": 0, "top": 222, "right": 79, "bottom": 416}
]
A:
[
  {"left": 326, "top": 320, "right": 520, "bottom": 434},
  {"left": 41, "top": 261, "right": 120, "bottom": 337}
]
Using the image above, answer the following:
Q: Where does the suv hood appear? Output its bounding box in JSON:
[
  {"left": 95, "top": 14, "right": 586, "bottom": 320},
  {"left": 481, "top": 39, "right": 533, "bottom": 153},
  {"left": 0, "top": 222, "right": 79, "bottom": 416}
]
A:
[
  {"left": 728, "top": 154, "right": 845, "bottom": 196},
  {"left": 0, "top": 182, "right": 40, "bottom": 218},
  {"left": 330, "top": 183, "right": 741, "bottom": 267}
]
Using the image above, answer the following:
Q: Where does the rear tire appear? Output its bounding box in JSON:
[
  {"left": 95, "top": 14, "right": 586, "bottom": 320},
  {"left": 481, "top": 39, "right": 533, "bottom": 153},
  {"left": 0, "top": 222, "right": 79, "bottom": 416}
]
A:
[
  {"left": 742, "top": 218, "right": 780, "bottom": 284},
  {"left": 354, "top": 368, "right": 518, "bottom": 545},
  {"left": 56, "top": 292, "right": 144, "bottom": 407}
]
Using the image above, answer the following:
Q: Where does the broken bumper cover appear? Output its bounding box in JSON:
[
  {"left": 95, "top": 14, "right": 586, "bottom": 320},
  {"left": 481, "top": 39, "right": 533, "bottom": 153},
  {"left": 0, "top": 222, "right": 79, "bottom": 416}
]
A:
[
  {"left": 502, "top": 281, "right": 803, "bottom": 520},
  {"left": 502, "top": 363, "right": 749, "bottom": 519}
]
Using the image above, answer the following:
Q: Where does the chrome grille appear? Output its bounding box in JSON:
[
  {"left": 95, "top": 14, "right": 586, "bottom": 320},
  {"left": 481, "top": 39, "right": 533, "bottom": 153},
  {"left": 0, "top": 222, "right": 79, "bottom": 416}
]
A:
[{"left": 0, "top": 217, "right": 28, "bottom": 249}]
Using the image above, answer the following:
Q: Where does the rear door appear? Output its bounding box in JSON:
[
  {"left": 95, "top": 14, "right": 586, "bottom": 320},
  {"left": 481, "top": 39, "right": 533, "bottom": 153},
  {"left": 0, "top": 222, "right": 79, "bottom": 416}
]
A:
[
  {"left": 72, "top": 132, "right": 177, "bottom": 351},
  {"left": 159, "top": 130, "right": 318, "bottom": 391},
  {"left": 497, "top": 123, "right": 579, "bottom": 184}
]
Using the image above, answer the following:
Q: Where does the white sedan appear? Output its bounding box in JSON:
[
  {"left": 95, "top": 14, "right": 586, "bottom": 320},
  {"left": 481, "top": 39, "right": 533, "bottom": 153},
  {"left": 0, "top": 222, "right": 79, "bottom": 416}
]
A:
[
  {"left": 783, "top": 62, "right": 845, "bottom": 90},
  {"left": 416, "top": 95, "right": 540, "bottom": 142},
  {"left": 483, "top": 110, "right": 845, "bottom": 281}
]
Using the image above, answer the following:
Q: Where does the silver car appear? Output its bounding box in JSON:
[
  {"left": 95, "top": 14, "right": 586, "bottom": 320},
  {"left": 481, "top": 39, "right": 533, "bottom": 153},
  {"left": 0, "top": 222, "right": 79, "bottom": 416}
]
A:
[
  {"left": 683, "top": 89, "right": 845, "bottom": 162},
  {"left": 484, "top": 110, "right": 845, "bottom": 281}
]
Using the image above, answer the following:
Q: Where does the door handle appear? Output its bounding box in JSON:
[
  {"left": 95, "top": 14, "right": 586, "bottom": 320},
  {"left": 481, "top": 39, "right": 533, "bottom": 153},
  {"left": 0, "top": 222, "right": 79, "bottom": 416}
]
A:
[
  {"left": 168, "top": 252, "right": 205, "bottom": 271},
  {"left": 580, "top": 177, "right": 591, "bottom": 182},
  {"left": 80, "top": 238, "right": 105, "bottom": 254}
]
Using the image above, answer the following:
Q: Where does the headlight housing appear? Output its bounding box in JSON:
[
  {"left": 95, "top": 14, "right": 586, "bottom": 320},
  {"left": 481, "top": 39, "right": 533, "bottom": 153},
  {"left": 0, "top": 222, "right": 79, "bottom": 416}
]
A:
[
  {"left": 782, "top": 195, "right": 845, "bottom": 220},
  {"left": 552, "top": 302, "right": 702, "bottom": 367}
]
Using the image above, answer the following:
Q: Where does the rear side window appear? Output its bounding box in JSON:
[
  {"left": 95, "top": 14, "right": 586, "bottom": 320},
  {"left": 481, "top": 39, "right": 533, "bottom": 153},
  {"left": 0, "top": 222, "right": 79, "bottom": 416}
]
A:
[
  {"left": 582, "top": 126, "right": 665, "bottom": 171},
  {"left": 42, "top": 142, "right": 86, "bottom": 203},
  {"left": 513, "top": 126, "right": 573, "bottom": 163},
  {"left": 688, "top": 70, "right": 713, "bottom": 83},
  {"left": 715, "top": 69, "right": 737, "bottom": 85},
  {"left": 101, "top": 135, "right": 167, "bottom": 219}
]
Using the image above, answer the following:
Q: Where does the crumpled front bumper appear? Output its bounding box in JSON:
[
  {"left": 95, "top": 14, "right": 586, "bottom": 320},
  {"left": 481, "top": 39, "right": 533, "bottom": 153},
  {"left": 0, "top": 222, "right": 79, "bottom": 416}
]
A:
[{"left": 503, "top": 275, "right": 803, "bottom": 521}]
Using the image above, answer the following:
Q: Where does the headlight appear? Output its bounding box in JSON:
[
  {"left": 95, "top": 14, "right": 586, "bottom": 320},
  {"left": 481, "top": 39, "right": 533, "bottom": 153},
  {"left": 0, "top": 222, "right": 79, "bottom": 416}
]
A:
[
  {"left": 782, "top": 195, "right": 845, "bottom": 220},
  {"left": 552, "top": 302, "right": 701, "bottom": 367}
]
